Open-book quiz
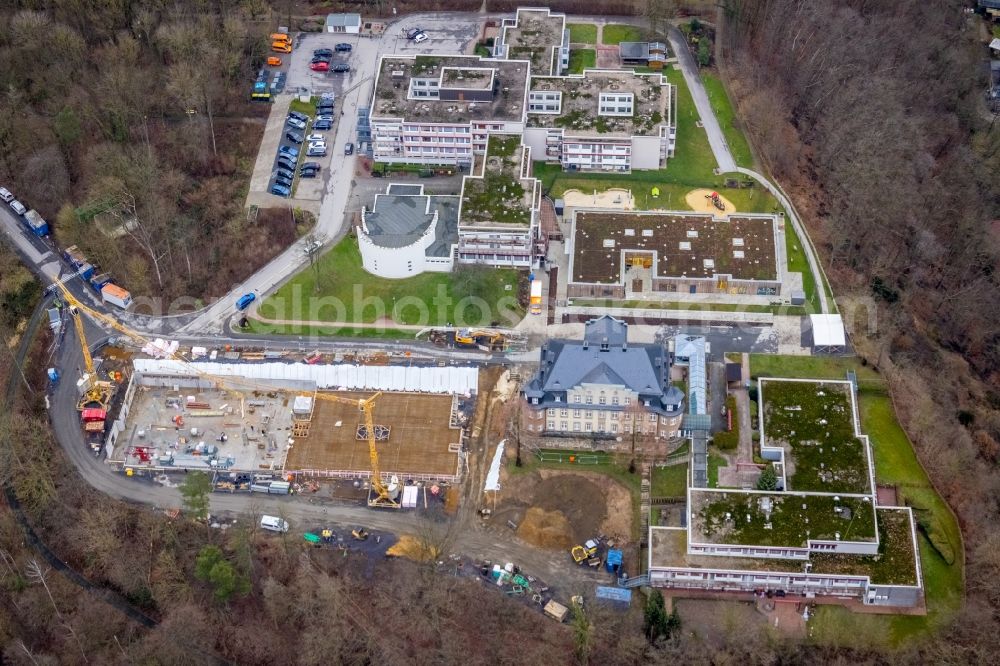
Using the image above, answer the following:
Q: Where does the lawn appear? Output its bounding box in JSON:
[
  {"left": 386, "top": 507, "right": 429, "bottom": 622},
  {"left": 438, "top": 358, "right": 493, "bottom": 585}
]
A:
[
  {"left": 602, "top": 24, "right": 643, "bottom": 45},
  {"left": 749, "top": 354, "right": 964, "bottom": 645},
  {"left": 783, "top": 213, "right": 821, "bottom": 314},
  {"left": 243, "top": 318, "right": 416, "bottom": 339},
  {"left": 700, "top": 72, "right": 754, "bottom": 168},
  {"left": 251, "top": 236, "right": 524, "bottom": 329},
  {"left": 567, "top": 49, "right": 596, "bottom": 74},
  {"left": 651, "top": 463, "right": 688, "bottom": 498},
  {"left": 567, "top": 22, "right": 597, "bottom": 44},
  {"left": 707, "top": 451, "right": 726, "bottom": 488}
]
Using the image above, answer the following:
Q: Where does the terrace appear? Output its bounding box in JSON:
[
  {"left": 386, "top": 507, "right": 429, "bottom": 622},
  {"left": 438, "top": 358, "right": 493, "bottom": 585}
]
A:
[
  {"left": 527, "top": 70, "right": 670, "bottom": 137},
  {"left": 760, "top": 379, "right": 872, "bottom": 494},
  {"left": 460, "top": 134, "right": 535, "bottom": 226},
  {"left": 690, "top": 489, "right": 878, "bottom": 548},
  {"left": 572, "top": 211, "right": 778, "bottom": 284},
  {"left": 651, "top": 508, "right": 918, "bottom": 585},
  {"left": 503, "top": 8, "right": 565, "bottom": 76},
  {"left": 372, "top": 55, "right": 529, "bottom": 124}
]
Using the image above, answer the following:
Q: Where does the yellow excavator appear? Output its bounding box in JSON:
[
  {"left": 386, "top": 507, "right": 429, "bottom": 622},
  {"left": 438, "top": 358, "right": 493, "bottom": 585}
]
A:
[
  {"left": 48, "top": 277, "right": 115, "bottom": 411},
  {"left": 54, "top": 288, "right": 400, "bottom": 508},
  {"left": 454, "top": 328, "right": 506, "bottom": 351}
]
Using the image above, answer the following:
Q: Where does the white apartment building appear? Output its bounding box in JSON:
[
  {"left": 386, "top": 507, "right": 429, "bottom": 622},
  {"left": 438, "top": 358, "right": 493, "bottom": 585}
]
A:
[{"left": 493, "top": 7, "right": 570, "bottom": 76}]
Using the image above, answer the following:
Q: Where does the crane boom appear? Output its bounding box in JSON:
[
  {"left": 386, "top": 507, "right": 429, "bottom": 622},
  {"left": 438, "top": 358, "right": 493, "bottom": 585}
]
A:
[{"left": 49, "top": 274, "right": 112, "bottom": 409}]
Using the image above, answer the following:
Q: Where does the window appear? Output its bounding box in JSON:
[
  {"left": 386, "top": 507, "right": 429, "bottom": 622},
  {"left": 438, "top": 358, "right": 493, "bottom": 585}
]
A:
[
  {"left": 599, "top": 392, "right": 606, "bottom": 405},
  {"left": 612, "top": 396, "right": 619, "bottom": 406},
  {"left": 648, "top": 413, "right": 656, "bottom": 422},
  {"left": 585, "top": 411, "right": 592, "bottom": 419},
  {"left": 611, "top": 423, "right": 618, "bottom": 433},
  {"left": 624, "top": 397, "right": 631, "bottom": 405},
  {"left": 560, "top": 409, "right": 568, "bottom": 417},
  {"left": 560, "top": 421, "right": 568, "bottom": 430},
  {"left": 554, "top": 395, "right": 561, "bottom": 403},
  {"left": 611, "top": 412, "right": 619, "bottom": 420},
  {"left": 586, "top": 395, "right": 593, "bottom": 404},
  {"left": 573, "top": 410, "right": 581, "bottom": 418},
  {"left": 585, "top": 423, "right": 592, "bottom": 432},
  {"left": 573, "top": 422, "right": 581, "bottom": 432},
  {"left": 547, "top": 421, "right": 555, "bottom": 429},
  {"left": 573, "top": 395, "right": 581, "bottom": 404}
]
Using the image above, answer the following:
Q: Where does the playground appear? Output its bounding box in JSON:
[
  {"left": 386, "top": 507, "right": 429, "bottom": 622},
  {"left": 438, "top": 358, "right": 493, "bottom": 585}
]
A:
[{"left": 685, "top": 189, "right": 736, "bottom": 215}]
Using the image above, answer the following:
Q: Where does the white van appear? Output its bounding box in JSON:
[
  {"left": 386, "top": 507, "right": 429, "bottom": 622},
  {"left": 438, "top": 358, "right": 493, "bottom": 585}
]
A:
[
  {"left": 0, "top": 187, "right": 13, "bottom": 203},
  {"left": 260, "top": 515, "right": 289, "bottom": 533}
]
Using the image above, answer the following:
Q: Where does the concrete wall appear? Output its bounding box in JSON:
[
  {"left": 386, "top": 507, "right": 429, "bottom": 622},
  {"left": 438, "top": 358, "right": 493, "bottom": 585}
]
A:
[{"left": 631, "top": 135, "right": 663, "bottom": 170}]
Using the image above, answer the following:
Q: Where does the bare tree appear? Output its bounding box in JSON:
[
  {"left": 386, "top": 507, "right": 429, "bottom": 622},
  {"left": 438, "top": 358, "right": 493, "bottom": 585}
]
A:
[{"left": 25, "top": 560, "right": 89, "bottom": 663}]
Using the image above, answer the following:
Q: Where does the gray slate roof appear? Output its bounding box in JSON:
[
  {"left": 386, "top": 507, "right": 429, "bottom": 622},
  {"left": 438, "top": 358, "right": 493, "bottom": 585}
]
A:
[
  {"left": 363, "top": 186, "right": 459, "bottom": 258},
  {"left": 326, "top": 13, "right": 361, "bottom": 28},
  {"left": 584, "top": 314, "right": 628, "bottom": 347}
]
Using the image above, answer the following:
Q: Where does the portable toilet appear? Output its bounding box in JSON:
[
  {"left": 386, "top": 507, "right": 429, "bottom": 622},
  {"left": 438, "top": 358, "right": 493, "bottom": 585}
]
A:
[{"left": 605, "top": 548, "right": 623, "bottom": 573}]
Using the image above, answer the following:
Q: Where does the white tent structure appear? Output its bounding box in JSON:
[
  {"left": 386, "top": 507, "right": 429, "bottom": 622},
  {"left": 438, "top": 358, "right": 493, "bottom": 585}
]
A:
[
  {"left": 132, "top": 359, "right": 479, "bottom": 395},
  {"left": 809, "top": 314, "right": 846, "bottom": 352}
]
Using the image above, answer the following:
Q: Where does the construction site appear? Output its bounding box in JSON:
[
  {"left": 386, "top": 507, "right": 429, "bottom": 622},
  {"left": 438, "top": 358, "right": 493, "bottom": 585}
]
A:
[{"left": 105, "top": 358, "right": 478, "bottom": 489}]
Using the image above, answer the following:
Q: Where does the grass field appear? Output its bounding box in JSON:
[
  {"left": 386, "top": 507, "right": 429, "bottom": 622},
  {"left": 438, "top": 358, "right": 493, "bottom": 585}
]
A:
[
  {"left": 651, "top": 463, "right": 689, "bottom": 498},
  {"left": 567, "top": 22, "right": 597, "bottom": 44},
  {"left": 749, "top": 354, "right": 964, "bottom": 645},
  {"left": 567, "top": 49, "right": 596, "bottom": 74},
  {"left": 700, "top": 72, "right": 754, "bottom": 168},
  {"left": 244, "top": 318, "right": 416, "bottom": 339},
  {"left": 707, "top": 451, "right": 726, "bottom": 488},
  {"left": 602, "top": 24, "right": 643, "bottom": 45},
  {"left": 570, "top": 299, "right": 806, "bottom": 316},
  {"left": 251, "top": 236, "right": 523, "bottom": 329}
]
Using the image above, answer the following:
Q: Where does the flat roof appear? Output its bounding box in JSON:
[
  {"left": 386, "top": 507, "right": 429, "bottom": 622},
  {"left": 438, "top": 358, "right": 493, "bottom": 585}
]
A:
[
  {"left": 689, "top": 489, "right": 878, "bottom": 548},
  {"left": 760, "top": 379, "right": 871, "bottom": 494},
  {"left": 651, "top": 508, "right": 918, "bottom": 586},
  {"left": 527, "top": 69, "right": 670, "bottom": 137},
  {"left": 810, "top": 314, "right": 846, "bottom": 347},
  {"left": 502, "top": 8, "right": 566, "bottom": 76},
  {"left": 572, "top": 211, "right": 778, "bottom": 284},
  {"left": 459, "top": 134, "right": 536, "bottom": 226},
  {"left": 371, "top": 55, "right": 529, "bottom": 124}
]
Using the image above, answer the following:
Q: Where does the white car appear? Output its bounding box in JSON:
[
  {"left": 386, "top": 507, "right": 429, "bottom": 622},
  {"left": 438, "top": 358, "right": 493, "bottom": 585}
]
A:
[
  {"left": 0, "top": 187, "right": 13, "bottom": 203},
  {"left": 308, "top": 141, "right": 327, "bottom": 151},
  {"left": 413, "top": 32, "right": 428, "bottom": 44},
  {"left": 9, "top": 199, "right": 26, "bottom": 216},
  {"left": 306, "top": 133, "right": 325, "bottom": 143}
]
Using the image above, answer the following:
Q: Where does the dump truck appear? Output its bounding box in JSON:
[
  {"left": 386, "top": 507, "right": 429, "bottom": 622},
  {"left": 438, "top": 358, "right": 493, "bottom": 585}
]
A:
[
  {"left": 543, "top": 600, "right": 569, "bottom": 622},
  {"left": 570, "top": 539, "right": 600, "bottom": 564},
  {"left": 24, "top": 209, "right": 49, "bottom": 236},
  {"left": 530, "top": 278, "right": 542, "bottom": 315}
]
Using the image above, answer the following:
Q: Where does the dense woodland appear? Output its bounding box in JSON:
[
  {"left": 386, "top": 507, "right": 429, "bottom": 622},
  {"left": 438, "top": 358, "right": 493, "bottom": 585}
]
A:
[
  {"left": 722, "top": 0, "right": 1000, "bottom": 662},
  {"left": 0, "top": 0, "right": 302, "bottom": 303}
]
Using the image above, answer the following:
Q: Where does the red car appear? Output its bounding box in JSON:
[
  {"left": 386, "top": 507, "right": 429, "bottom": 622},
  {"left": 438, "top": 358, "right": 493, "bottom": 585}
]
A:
[{"left": 310, "top": 61, "right": 329, "bottom": 72}]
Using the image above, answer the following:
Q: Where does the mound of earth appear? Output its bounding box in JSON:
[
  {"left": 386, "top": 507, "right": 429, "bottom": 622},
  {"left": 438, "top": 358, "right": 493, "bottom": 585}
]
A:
[
  {"left": 533, "top": 474, "right": 609, "bottom": 544},
  {"left": 517, "top": 507, "right": 574, "bottom": 550}
]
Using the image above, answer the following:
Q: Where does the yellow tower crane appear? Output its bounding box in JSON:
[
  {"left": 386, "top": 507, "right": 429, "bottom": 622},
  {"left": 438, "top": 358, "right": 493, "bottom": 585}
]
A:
[
  {"left": 48, "top": 277, "right": 115, "bottom": 411},
  {"left": 54, "top": 287, "right": 399, "bottom": 508}
]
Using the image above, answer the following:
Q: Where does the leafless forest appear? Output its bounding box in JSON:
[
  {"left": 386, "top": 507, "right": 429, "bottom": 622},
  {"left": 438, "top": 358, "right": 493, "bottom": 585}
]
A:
[{"left": 722, "top": 0, "right": 1000, "bottom": 662}]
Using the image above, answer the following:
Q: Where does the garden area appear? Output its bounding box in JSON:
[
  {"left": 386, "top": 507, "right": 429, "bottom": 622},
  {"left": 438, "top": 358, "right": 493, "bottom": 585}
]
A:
[
  {"left": 749, "top": 354, "right": 964, "bottom": 644},
  {"left": 602, "top": 24, "right": 644, "bottom": 45},
  {"left": 250, "top": 237, "right": 524, "bottom": 332},
  {"left": 567, "top": 22, "right": 597, "bottom": 44},
  {"left": 759, "top": 379, "right": 871, "bottom": 494},
  {"left": 650, "top": 463, "right": 688, "bottom": 499},
  {"left": 567, "top": 49, "right": 596, "bottom": 73}
]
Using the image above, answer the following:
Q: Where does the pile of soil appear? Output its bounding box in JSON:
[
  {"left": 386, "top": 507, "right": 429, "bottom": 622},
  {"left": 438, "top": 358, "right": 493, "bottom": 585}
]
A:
[
  {"left": 516, "top": 507, "right": 574, "bottom": 550},
  {"left": 533, "top": 474, "right": 608, "bottom": 544}
]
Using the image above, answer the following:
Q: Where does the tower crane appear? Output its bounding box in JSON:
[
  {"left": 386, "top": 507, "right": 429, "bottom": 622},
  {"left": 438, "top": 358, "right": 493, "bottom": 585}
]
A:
[
  {"left": 52, "top": 285, "right": 399, "bottom": 508},
  {"left": 46, "top": 274, "right": 114, "bottom": 411}
]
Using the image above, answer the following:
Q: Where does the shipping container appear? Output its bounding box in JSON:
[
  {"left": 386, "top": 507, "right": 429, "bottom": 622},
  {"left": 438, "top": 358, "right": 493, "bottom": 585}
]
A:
[
  {"left": 63, "top": 245, "right": 87, "bottom": 268},
  {"left": 23, "top": 209, "right": 49, "bottom": 236},
  {"left": 76, "top": 262, "right": 95, "bottom": 280},
  {"left": 530, "top": 278, "right": 543, "bottom": 315},
  {"left": 101, "top": 283, "right": 132, "bottom": 309},
  {"left": 81, "top": 408, "right": 107, "bottom": 422},
  {"left": 90, "top": 273, "right": 112, "bottom": 291},
  {"left": 267, "top": 481, "right": 291, "bottom": 495},
  {"left": 84, "top": 420, "right": 106, "bottom": 433}
]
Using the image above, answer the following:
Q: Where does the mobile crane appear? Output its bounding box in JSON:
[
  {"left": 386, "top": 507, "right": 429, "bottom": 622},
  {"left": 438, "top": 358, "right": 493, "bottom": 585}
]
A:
[
  {"left": 52, "top": 286, "right": 400, "bottom": 508},
  {"left": 46, "top": 275, "right": 115, "bottom": 411}
]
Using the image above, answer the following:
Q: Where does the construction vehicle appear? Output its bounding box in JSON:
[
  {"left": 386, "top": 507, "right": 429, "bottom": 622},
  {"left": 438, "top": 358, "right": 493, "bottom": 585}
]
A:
[
  {"left": 454, "top": 328, "right": 506, "bottom": 351},
  {"left": 570, "top": 539, "right": 600, "bottom": 564},
  {"left": 351, "top": 528, "right": 369, "bottom": 541},
  {"left": 704, "top": 191, "right": 726, "bottom": 211},
  {"left": 49, "top": 291, "right": 401, "bottom": 509},
  {"left": 46, "top": 275, "right": 115, "bottom": 412},
  {"left": 529, "top": 278, "right": 543, "bottom": 315}
]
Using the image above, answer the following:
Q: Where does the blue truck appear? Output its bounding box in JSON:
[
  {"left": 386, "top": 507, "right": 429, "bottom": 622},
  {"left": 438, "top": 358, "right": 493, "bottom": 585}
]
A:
[
  {"left": 63, "top": 245, "right": 95, "bottom": 280},
  {"left": 24, "top": 209, "right": 49, "bottom": 236}
]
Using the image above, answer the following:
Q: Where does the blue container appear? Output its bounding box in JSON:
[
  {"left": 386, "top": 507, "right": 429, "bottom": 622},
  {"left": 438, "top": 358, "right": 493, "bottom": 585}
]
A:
[{"left": 605, "top": 549, "right": 623, "bottom": 573}]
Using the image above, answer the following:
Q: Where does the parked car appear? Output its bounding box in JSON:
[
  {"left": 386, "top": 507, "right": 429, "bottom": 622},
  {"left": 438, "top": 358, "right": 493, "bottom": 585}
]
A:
[
  {"left": 236, "top": 292, "right": 257, "bottom": 310},
  {"left": 274, "top": 167, "right": 295, "bottom": 180},
  {"left": 310, "top": 54, "right": 332, "bottom": 64},
  {"left": 276, "top": 156, "right": 297, "bottom": 171},
  {"left": 288, "top": 110, "right": 309, "bottom": 122},
  {"left": 335, "top": 43, "right": 352, "bottom": 52},
  {"left": 406, "top": 28, "right": 423, "bottom": 39},
  {"left": 310, "top": 61, "right": 329, "bottom": 72},
  {"left": 308, "top": 140, "right": 327, "bottom": 150},
  {"left": 413, "top": 32, "right": 428, "bottom": 43},
  {"left": 274, "top": 174, "right": 293, "bottom": 188},
  {"left": 344, "top": 142, "right": 354, "bottom": 155},
  {"left": 320, "top": 92, "right": 336, "bottom": 100},
  {"left": 9, "top": 200, "right": 26, "bottom": 216},
  {"left": 271, "top": 41, "right": 291, "bottom": 54},
  {"left": 316, "top": 115, "right": 334, "bottom": 123},
  {"left": 267, "top": 56, "right": 282, "bottom": 66},
  {"left": 313, "top": 119, "right": 332, "bottom": 131},
  {"left": 332, "top": 63, "right": 350, "bottom": 73},
  {"left": 270, "top": 183, "right": 291, "bottom": 197},
  {"left": 0, "top": 187, "right": 13, "bottom": 203},
  {"left": 278, "top": 145, "right": 299, "bottom": 158},
  {"left": 285, "top": 131, "right": 304, "bottom": 144},
  {"left": 299, "top": 168, "right": 318, "bottom": 179},
  {"left": 316, "top": 101, "right": 334, "bottom": 110},
  {"left": 306, "top": 133, "right": 325, "bottom": 143},
  {"left": 300, "top": 162, "right": 322, "bottom": 171},
  {"left": 286, "top": 117, "right": 306, "bottom": 129},
  {"left": 306, "top": 146, "right": 327, "bottom": 157},
  {"left": 313, "top": 48, "right": 333, "bottom": 58}
]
